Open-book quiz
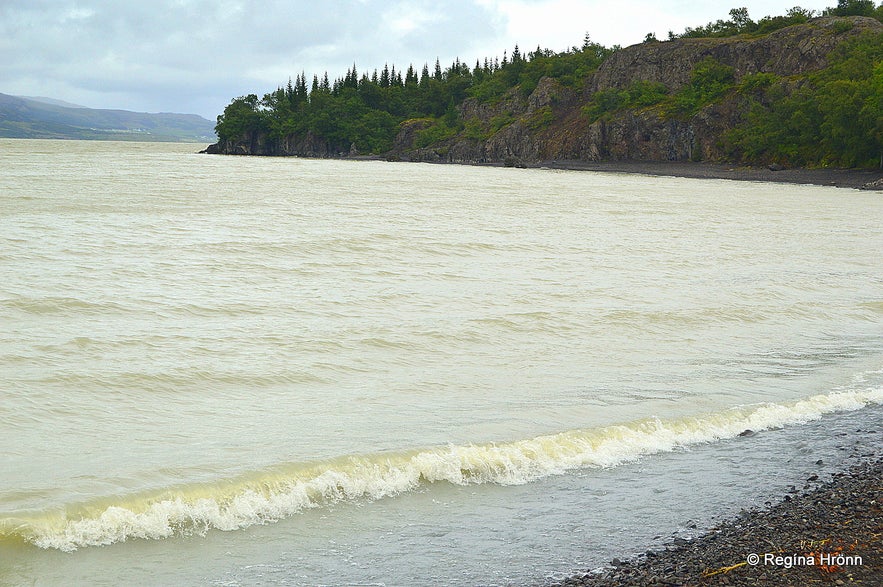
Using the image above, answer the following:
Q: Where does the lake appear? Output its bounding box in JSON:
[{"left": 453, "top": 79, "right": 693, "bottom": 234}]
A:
[{"left": 1, "top": 139, "right": 881, "bottom": 585}]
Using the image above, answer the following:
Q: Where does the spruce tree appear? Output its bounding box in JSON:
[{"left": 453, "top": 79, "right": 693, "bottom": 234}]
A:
[
  {"left": 296, "top": 73, "right": 308, "bottom": 101},
  {"left": 405, "top": 64, "right": 417, "bottom": 86}
]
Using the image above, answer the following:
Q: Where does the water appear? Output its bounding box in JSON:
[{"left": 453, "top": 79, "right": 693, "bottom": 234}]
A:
[{"left": 1, "top": 139, "right": 881, "bottom": 586}]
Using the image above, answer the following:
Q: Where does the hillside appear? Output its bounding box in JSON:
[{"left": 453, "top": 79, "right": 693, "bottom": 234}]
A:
[
  {"left": 205, "top": 13, "right": 883, "bottom": 170},
  {"left": 0, "top": 94, "right": 216, "bottom": 142}
]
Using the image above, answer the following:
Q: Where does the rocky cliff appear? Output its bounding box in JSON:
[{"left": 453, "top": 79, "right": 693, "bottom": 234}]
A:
[{"left": 403, "top": 16, "right": 882, "bottom": 166}]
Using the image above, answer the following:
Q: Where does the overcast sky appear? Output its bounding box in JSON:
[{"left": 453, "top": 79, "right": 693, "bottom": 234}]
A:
[{"left": 1, "top": 0, "right": 836, "bottom": 120}]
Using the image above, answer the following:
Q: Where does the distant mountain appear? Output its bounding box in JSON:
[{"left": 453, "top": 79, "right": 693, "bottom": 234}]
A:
[
  {"left": 18, "top": 96, "right": 89, "bottom": 109},
  {"left": 0, "top": 93, "right": 216, "bottom": 142}
]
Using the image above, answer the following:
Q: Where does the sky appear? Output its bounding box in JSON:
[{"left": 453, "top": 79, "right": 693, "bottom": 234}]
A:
[{"left": 1, "top": 0, "right": 838, "bottom": 121}]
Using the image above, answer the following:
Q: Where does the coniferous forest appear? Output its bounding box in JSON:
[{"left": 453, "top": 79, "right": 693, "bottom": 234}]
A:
[
  {"left": 215, "top": 40, "right": 612, "bottom": 154},
  {"left": 213, "top": 1, "right": 883, "bottom": 169}
]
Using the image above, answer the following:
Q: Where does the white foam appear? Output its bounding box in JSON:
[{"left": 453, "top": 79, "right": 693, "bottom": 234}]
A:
[{"left": 15, "top": 385, "right": 883, "bottom": 551}]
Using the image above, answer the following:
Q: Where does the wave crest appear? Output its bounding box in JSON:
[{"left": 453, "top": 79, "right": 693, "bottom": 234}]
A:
[{"left": 5, "top": 386, "right": 880, "bottom": 551}]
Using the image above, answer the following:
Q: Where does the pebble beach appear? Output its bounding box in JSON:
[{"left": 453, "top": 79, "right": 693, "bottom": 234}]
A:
[
  {"left": 550, "top": 448, "right": 881, "bottom": 586},
  {"left": 537, "top": 160, "right": 883, "bottom": 191}
]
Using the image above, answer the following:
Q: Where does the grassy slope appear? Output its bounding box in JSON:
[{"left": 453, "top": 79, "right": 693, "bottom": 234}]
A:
[{"left": 0, "top": 94, "right": 216, "bottom": 142}]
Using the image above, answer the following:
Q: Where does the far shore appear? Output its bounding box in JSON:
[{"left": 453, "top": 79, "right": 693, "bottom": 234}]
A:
[
  {"left": 532, "top": 159, "right": 883, "bottom": 191},
  {"left": 202, "top": 145, "right": 883, "bottom": 191},
  {"left": 282, "top": 150, "right": 883, "bottom": 191}
]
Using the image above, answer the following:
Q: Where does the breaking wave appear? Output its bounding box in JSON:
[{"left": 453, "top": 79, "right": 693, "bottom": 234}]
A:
[{"left": 3, "top": 385, "right": 881, "bottom": 552}]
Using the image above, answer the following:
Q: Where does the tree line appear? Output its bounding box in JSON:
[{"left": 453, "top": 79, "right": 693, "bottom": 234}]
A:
[
  {"left": 214, "top": 1, "right": 883, "bottom": 168},
  {"left": 214, "top": 36, "right": 612, "bottom": 155},
  {"left": 645, "top": 0, "right": 883, "bottom": 41}
]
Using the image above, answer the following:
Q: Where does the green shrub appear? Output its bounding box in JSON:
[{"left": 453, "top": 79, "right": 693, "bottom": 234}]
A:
[
  {"left": 583, "top": 81, "right": 668, "bottom": 122},
  {"left": 669, "top": 57, "right": 735, "bottom": 114},
  {"left": 489, "top": 112, "right": 515, "bottom": 135},
  {"left": 463, "top": 118, "right": 489, "bottom": 141},
  {"left": 832, "top": 19, "right": 855, "bottom": 34},
  {"left": 738, "top": 72, "right": 778, "bottom": 93},
  {"left": 523, "top": 106, "right": 555, "bottom": 130},
  {"left": 415, "top": 122, "right": 457, "bottom": 148}
]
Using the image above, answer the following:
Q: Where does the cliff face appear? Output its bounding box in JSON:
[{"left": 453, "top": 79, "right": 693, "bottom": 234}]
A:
[
  {"left": 203, "top": 129, "right": 335, "bottom": 157},
  {"left": 394, "top": 76, "right": 576, "bottom": 164},
  {"left": 390, "top": 16, "right": 882, "bottom": 166},
  {"left": 589, "top": 17, "right": 876, "bottom": 92},
  {"left": 207, "top": 16, "right": 882, "bottom": 164}
]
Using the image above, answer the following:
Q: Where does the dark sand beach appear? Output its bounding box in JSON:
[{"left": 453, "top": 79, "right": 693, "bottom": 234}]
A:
[
  {"left": 548, "top": 450, "right": 881, "bottom": 586},
  {"left": 536, "top": 160, "right": 883, "bottom": 191},
  {"left": 254, "top": 151, "right": 883, "bottom": 191}
]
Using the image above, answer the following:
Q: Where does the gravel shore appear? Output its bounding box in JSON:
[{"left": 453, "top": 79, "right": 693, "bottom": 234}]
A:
[
  {"left": 536, "top": 160, "right": 883, "bottom": 191},
  {"left": 550, "top": 455, "right": 881, "bottom": 586},
  {"left": 317, "top": 155, "right": 883, "bottom": 190}
]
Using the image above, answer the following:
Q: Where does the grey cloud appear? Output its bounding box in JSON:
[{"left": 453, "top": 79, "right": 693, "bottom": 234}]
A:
[{"left": 1, "top": 0, "right": 503, "bottom": 118}]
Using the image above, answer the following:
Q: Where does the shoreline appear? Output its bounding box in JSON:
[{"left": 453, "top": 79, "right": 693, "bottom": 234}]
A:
[
  {"left": 261, "top": 151, "right": 883, "bottom": 191},
  {"left": 532, "top": 160, "right": 883, "bottom": 191},
  {"left": 549, "top": 454, "right": 882, "bottom": 586},
  {"left": 202, "top": 139, "right": 883, "bottom": 191}
]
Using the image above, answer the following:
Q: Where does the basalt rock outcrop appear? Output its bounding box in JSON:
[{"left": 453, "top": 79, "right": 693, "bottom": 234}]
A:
[
  {"left": 389, "top": 16, "right": 881, "bottom": 166},
  {"left": 202, "top": 129, "right": 336, "bottom": 157},
  {"left": 589, "top": 17, "right": 878, "bottom": 92}
]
